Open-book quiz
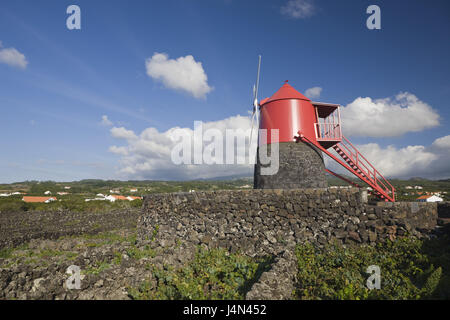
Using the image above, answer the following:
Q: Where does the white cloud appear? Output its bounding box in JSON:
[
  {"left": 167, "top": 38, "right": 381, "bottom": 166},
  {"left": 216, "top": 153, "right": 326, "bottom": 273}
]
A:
[
  {"left": 100, "top": 115, "right": 113, "bottom": 126},
  {"left": 432, "top": 135, "right": 450, "bottom": 149},
  {"left": 326, "top": 135, "right": 450, "bottom": 179},
  {"left": 110, "top": 126, "right": 138, "bottom": 140},
  {"left": 145, "top": 52, "right": 212, "bottom": 99},
  {"left": 353, "top": 143, "right": 438, "bottom": 178},
  {"left": 107, "top": 115, "right": 256, "bottom": 180},
  {"left": 304, "top": 86, "right": 322, "bottom": 99},
  {"left": 0, "top": 41, "right": 28, "bottom": 69},
  {"left": 340, "top": 92, "right": 440, "bottom": 137},
  {"left": 109, "top": 145, "right": 129, "bottom": 156},
  {"left": 110, "top": 113, "right": 450, "bottom": 180},
  {"left": 281, "top": 0, "right": 316, "bottom": 19}
]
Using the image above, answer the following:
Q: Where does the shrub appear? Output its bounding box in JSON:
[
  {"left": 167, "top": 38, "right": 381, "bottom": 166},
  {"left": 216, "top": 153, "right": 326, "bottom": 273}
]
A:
[
  {"left": 294, "top": 236, "right": 450, "bottom": 300},
  {"left": 128, "top": 247, "right": 271, "bottom": 300}
]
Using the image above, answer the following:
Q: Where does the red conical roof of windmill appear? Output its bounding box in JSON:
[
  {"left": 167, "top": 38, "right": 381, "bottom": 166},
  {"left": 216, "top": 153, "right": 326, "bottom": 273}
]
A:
[{"left": 259, "top": 81, "right": 310, "bottom": 106}]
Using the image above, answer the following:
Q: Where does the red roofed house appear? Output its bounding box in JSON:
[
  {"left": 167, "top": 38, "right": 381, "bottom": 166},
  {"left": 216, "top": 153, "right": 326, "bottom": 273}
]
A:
[
  {"left": 105, "top": 195, "right": 142, "bottom": 202},
  {"left": 22, "top": 196, "right": 57, "bottom": 203},
  {"left": 126, "top": 196, "right": 142, "bottom": 201},
  {"left": 416, "top": 195, "right": 443, "bottom": 203}
]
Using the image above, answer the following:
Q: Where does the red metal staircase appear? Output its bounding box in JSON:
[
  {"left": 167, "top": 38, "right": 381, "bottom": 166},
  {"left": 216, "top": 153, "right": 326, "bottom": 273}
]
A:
[
  {"left": 331, "top": 136, "right": 395, "bottom": 201},
  {"left": 299, "top": 133, "right": 395, "bottom": 201},
  {"left": 296, "top": 101, "right": 395, "bottom": 202}
]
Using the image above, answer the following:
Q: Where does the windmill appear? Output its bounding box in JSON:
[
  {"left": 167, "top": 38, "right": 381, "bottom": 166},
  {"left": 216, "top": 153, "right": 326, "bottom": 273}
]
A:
[{"left": 253, "top": 80, "right": 396, "bottom": 202}]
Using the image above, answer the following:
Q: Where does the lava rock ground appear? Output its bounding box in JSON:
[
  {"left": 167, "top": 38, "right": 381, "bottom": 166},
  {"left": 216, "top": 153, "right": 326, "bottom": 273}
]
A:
[
  {"left": 0, "top": 228, "right": 164, "bottom": 300},
  {"left": 0, "top": 209, "right": 168, "bottom": 300}
]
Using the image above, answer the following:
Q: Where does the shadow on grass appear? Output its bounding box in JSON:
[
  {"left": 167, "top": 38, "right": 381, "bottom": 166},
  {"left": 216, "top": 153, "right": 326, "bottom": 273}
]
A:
[
  {"left": 417, "top": 227, "right": 450, "bottom": 299},
  {"left": 238, "top": 255, "right": 276, "bottom": 296}
]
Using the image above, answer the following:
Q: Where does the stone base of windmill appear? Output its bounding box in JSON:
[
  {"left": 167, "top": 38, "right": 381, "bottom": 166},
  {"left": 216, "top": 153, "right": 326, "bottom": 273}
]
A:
[{"left": 253, "top": 141, "right": 327, "bottom": 189}]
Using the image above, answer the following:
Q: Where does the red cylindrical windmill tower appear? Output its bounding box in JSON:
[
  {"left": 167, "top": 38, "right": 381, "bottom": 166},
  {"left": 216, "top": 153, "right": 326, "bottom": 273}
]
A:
[
  {"left": 253, "top": 80, "right": 396, "bottom": 202},
  {"left": 254, "top": 81, "right": 328, "bottom": 189}
]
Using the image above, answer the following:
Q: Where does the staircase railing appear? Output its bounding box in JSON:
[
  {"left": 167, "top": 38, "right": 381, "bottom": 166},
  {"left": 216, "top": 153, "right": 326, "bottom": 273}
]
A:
[
  {"left": 297, "top": 131, "right": 395, "bottom": 202},
  {"left": 315, "top": 122, "right": 342, "bottom": 141},
  {"left": 336, "top": 136, "right": 395, "bottom": 201}
]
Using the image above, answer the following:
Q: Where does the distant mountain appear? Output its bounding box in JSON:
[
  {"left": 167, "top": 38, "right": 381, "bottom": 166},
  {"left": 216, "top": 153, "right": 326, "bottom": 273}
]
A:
[
  {"left": 200, "top": 175, "right": 253, "bottom": 181},
  {"left": 408, "top": 177, "right": 430, "bottom": 181}
]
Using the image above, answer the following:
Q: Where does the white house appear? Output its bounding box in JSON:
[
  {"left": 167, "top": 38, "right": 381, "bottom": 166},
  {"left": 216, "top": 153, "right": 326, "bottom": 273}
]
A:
[
  {"left": 44, "top": 190, "right": 52, "bottom": 195},
  {"left": 85, "top": 197, "right": 107, "bottom": 202},
  {"left": 104, "top": 195, "right": 141, "bottom": 202},
  {"left": 105, "top": 195, "right": 118, "bottom": 202},
  {"left": 417, "top": 195, "right": 443, "bottom": 202}
]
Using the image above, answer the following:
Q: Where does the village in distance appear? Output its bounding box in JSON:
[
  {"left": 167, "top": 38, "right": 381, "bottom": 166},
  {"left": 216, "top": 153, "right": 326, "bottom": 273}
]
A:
[{"left": 0, "top": 176, "right": 448, "bottom": 214}]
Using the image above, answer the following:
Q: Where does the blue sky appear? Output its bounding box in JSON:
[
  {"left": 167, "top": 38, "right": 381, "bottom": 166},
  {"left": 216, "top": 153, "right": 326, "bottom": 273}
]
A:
[{"left": 0, "top": 0, "right": 449, "bottom": 182}]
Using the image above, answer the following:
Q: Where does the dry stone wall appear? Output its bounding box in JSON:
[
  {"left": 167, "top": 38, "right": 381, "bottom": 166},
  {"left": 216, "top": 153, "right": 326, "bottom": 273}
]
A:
[{"left": 138, "top": 188, "right": 437, "bottom": 256}]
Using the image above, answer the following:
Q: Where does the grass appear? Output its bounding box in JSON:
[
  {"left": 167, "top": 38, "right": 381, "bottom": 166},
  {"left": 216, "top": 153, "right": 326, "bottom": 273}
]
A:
[
  {"left": 0, "top": 248, "right": 14, "bottom": 259},
  {"left": 0, "top": 196, "right": 143, "bottom": 214},
  {"left": 126, "top": 245, "right": 156, "bottom": 260},
  {"left": 64, "top": 229, "right": 136, "bottom": 246},
  {"left": 0, "top": 245, "right": 79, "bottom": 268},
  {"left": 83, "top": 260, "right": 112, "bottom": 275}
]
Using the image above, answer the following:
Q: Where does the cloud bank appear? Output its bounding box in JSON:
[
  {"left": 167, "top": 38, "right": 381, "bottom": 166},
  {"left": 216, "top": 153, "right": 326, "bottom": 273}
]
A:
[
  {"left": 107, "top": 91, "right": 448, "bottom": 180},
  {"left": 145, "top": 52, "right": 212, "bottom": 99},
  {"left": 326, "top": 136, "right": 450, "bottom": 180},
  {"left": 340, "top": 92, "right": 439, "bottom": 137},
  {"left": 108, "top": 115, "right": 255, "bottom": 180}
]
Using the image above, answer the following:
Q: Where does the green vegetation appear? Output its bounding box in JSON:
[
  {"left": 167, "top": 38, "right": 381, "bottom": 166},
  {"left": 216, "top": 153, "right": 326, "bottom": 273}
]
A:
[
  {"left": 128, "top": 247, "right": 272, "bottom": 300},
  {"left": 83, "top": 260, "right": 112, "bottom": 275},
  {"left": 2, "top": 227, "right": 450, "bottom": 300},
  {"left": 0, "top": 195, "right": 142, "bottom": 213},
  {"left": 126, "top": 244, "right": 156, "bottom": 260},
  {"left": 0, "top": 247, "right": 14, "bottom": 259},
  {"left": 0, "top": 177, "right": 448, "bottom": 213},
  {"left": 0, "top": 179, "right": 253, "bottom": 213},
  {"left": 294, "top": 235, "right": 450, "bottom": 300},
  {"left": 0, "top": 245, "right": 78, "bottom": 268},
  {"left": 0, "top": 178, "right": 253, "bottom": 197},
  {"left": 62, "top": 230, "right": 137, "bottom": 249}
]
